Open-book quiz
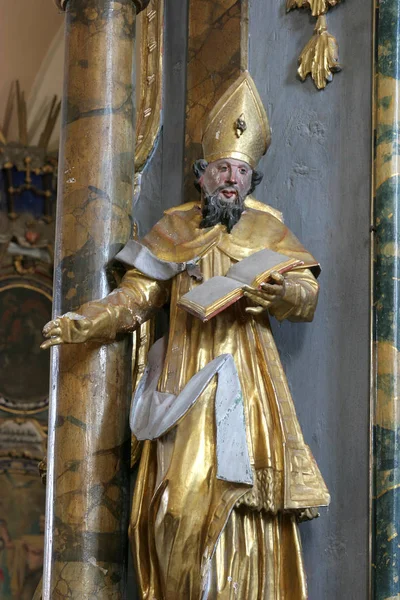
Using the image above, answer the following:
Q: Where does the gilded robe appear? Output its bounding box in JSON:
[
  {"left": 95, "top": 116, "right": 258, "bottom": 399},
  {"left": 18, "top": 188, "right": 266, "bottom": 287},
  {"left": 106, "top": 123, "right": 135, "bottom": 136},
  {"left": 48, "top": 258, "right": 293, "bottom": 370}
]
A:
[{"left": 82, "top": 198, "right": 330, "bottom": 600}]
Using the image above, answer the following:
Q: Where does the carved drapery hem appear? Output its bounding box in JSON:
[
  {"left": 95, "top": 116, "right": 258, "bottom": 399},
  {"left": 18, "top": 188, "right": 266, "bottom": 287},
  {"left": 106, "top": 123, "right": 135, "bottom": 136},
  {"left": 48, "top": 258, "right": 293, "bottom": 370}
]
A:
[
  {"left": 234, "top": 467, "right": 320, "bottom": 522},
  {"left": 235, "top": 467, "right": 283, "bottom": 513}
]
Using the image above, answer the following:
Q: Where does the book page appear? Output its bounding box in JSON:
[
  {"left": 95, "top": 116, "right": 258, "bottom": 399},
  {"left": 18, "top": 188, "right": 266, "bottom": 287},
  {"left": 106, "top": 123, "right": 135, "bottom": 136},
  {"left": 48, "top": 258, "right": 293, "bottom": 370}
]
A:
[
  {"left": 226, "top": 248, "right": 293, "bottom": 286},
  {"left": 180, "top": 276, "right": 242, "bottom": 311}
]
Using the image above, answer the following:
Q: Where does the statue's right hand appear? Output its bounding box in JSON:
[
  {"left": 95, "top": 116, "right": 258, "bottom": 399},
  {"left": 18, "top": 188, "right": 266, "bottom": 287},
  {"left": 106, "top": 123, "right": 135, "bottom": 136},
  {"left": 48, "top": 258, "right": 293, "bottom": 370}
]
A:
[{"left": 41, "top": 313, "right": 94, "bottom": 349}]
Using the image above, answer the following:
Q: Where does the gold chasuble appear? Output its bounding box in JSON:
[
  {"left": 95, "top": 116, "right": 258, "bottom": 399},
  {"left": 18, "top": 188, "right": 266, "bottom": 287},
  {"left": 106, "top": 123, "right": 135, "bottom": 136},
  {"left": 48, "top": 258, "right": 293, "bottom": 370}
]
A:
[{"left": 93, "top": 198, "right": 330, "bottom": 599}]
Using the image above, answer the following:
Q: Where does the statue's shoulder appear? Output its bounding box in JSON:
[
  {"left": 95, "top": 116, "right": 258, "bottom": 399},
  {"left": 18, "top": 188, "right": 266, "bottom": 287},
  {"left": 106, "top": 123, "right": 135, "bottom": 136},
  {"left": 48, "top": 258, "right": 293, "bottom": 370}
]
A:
[
  {"left": 244, "top": 197, "right": 284, "bottom": 223},
  {"left": 143, "top": 202, "right": 200, "bottom": 245},
  {"left": 141, "top": 202, "right": 211, "bottom": 262},
  {"left": 240, "top": 198, "right": 320, "bottom": 276},
  {"left": 163, "top": 199, "right": 284, "bottom": 222},
  {"left": 164, "top": 201, "right": 200, "bottom": 216}
]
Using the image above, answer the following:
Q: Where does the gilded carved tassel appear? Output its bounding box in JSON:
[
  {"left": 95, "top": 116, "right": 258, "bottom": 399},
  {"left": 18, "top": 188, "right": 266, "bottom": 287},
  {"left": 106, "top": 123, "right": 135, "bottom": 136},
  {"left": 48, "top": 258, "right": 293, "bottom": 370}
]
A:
[
  {"left": 286, "top": 0, "right": 342, "bottom": 89},
  {"left": 286, "top": 0, "right": 341, "bottom": 18},
  {"left": 298, "top": 16, "right": 342, "bottom": 90}
]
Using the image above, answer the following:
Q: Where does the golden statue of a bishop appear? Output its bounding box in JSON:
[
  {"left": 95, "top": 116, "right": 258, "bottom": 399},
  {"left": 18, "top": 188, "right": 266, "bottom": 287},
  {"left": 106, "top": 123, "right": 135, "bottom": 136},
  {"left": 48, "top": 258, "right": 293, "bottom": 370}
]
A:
[{"left": 43, "top": 72, "right": 329, "bottom": 599}]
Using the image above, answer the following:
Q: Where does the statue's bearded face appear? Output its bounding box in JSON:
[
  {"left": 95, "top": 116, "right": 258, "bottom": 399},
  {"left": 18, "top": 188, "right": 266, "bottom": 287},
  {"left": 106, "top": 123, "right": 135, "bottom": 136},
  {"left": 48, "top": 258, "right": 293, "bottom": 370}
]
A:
[
  {"left": 201, "top": 158, "right": 253, "bottom": 203},
  {"left": 197, "top": 158, "right": 253, "bottom": 233}
]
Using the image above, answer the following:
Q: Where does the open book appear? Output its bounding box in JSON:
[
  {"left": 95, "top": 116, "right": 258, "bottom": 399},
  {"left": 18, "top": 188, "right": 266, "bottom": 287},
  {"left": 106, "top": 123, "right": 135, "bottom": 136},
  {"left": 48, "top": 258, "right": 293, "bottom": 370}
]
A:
[{"left": 177, "top": 248, "right": 303, "bottom": 322}]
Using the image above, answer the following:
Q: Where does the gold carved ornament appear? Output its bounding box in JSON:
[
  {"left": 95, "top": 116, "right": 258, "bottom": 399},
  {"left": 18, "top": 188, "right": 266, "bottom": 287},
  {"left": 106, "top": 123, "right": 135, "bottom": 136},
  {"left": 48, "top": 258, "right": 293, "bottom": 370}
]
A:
[
  {"left": 51, "top": 0, "right": 164, "bottom": 173},
  {"left": 131, "top": 0, "right": 163, "bottom": 467},
  {"left": 286, "top": 0, "right": 342, "bottom": 89},
  {"left": 135, "top": 0, "right": 164, "bottom": 171},
  {"left": 130, "top": 0, "right": 165, "bottom": 455}
]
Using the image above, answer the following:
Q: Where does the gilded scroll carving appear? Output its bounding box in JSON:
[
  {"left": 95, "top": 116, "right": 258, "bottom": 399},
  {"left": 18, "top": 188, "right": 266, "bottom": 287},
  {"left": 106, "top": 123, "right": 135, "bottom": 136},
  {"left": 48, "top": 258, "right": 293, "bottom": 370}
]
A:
[
  {"left": 135, "top": 0, "right": 164, "bottom": 171},
  {"left": 287, "top": 0, "right": 342, "bottom": 89},
  {"left": 286, "top": 0, "right": 341, "bottom": 17},
  {"left": 297, "top": 16, "right": 341, "bottom": 90}
]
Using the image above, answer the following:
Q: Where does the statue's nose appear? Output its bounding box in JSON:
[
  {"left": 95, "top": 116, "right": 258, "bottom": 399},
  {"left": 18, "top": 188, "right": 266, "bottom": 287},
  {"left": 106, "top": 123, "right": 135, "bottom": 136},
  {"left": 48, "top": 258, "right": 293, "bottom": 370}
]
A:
[{"left": 227, "top": 169, "right": 237, "bottom": 184}]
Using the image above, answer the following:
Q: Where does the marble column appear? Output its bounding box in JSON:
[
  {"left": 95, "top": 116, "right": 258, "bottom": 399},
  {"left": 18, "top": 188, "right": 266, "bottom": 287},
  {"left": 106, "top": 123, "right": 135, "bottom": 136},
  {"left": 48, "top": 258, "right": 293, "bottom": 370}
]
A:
[
  {"left": 43, "top": 0, "right": 147, "bottom": 598},
  {"left": 183, "top": 0, "right": 248, "bottom": 202},
  {"left": 372, "top": 0, "right": 400, "bottom": 597}
]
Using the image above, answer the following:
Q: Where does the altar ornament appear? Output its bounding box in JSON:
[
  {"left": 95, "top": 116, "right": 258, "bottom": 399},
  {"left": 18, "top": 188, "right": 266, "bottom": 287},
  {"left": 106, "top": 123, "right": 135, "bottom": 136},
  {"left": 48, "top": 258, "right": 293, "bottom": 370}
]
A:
[
  {"left": 0, "top": 81, "right": 59, "bottom": 222},
  {"left": 297, "top": 16, "right": 342, "bottom": 90},
  {"left": 286, "top": 0, "right": 342, "bottom": 89}
]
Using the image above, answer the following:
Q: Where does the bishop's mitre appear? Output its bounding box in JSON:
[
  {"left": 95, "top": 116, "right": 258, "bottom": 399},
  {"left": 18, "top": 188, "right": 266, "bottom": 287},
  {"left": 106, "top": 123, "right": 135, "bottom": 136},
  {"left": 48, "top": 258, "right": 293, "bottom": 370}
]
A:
[{"left": 201, "top": 71, "right": 271, "bottom": 169}]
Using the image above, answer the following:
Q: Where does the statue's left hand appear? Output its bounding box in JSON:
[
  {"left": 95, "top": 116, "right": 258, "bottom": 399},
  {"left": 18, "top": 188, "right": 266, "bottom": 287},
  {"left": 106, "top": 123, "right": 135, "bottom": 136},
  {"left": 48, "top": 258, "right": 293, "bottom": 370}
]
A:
[
  {"left": 41, "top": 313, "right": 95, "bottom": 349},
  {"left": 243, "top": 271, "right": 285, "bottom": 315}
]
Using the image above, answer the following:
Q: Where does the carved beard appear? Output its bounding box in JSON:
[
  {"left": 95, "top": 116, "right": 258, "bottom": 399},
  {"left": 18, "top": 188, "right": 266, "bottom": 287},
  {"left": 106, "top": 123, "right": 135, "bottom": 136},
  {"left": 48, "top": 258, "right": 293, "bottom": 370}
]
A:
[{"left": 200, "top": 189, "right": 246, "bottom": 233}]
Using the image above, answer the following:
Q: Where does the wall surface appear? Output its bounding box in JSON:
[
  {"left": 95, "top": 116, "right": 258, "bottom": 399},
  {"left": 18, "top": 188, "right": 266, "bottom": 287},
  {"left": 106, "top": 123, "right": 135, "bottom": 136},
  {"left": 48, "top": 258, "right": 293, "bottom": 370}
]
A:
[
  {"left": 28, "top": 23, "right": 64, "bottom": 150},
  {"left": 0, "top": 0, "right": 62, "bottom": 142},
  {"left": 249, "top": 2, "right": 371, "bottom": 598},
  {"left": 136, "top": 0, "right": 372, "bottom": 598}
]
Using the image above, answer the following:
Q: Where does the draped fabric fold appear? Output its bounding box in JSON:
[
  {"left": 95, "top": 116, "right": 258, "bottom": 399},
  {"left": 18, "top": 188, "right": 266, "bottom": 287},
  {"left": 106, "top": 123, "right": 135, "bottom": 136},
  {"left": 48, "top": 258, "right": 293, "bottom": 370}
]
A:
[{"left": 130, "top": 336, "right": 253, "bottom": 485}]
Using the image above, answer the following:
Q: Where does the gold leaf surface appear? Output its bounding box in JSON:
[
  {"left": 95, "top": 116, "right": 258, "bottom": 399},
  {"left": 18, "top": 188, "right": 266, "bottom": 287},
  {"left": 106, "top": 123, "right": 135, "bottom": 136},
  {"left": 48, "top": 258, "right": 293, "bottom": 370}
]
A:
[
  {"left": 286, "top": 0, "right": 341, "bottom": 17},
  {"left": 297, "top": 16, "right": 342, "bottom": 90}
]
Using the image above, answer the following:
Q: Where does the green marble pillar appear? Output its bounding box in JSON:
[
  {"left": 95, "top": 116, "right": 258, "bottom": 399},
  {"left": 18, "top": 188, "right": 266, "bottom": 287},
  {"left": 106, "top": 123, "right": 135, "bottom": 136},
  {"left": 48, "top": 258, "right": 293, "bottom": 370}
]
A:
[
  {"left": 42, "top": 0, "right": 147, "bottom": 598},
  {"left": 372, "top": 0, "right": 400, "bottom": 596}
]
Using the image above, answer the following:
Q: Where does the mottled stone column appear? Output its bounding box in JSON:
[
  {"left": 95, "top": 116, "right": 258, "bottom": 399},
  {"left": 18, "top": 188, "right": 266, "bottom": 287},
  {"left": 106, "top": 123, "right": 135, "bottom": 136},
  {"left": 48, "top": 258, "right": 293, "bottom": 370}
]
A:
[
  {"left": 43, "top": 1, "right": 147, "bottom": 598},
  {"left": 372, "top": 0, "right": 400, "bottom": 596},
  {"left": 183, "top": 0, "right": 248, "bottom": 202}
]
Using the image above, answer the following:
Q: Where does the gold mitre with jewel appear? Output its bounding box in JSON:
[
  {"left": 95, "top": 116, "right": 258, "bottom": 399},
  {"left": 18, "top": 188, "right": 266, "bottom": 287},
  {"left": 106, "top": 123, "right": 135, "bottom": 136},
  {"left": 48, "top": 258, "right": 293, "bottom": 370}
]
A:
[{"left": 202, "top": 71, "right": 271, "bottom": 169}]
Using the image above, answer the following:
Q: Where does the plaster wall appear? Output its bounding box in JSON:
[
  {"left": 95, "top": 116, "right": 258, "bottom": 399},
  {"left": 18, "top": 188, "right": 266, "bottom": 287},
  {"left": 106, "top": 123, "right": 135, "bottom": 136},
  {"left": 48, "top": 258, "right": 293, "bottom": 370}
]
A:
[
  {"left": 136, "top": 0, "right": 372, "bottom": 597},
  {"left": 28, "top": 23, "right": 64, "bottom": 151},
  {"left": 250, "top": 2, "right": 371, "bottom": 598},
  {"left": 0, "top": 0, "right": 62, "bottom": 142}
]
